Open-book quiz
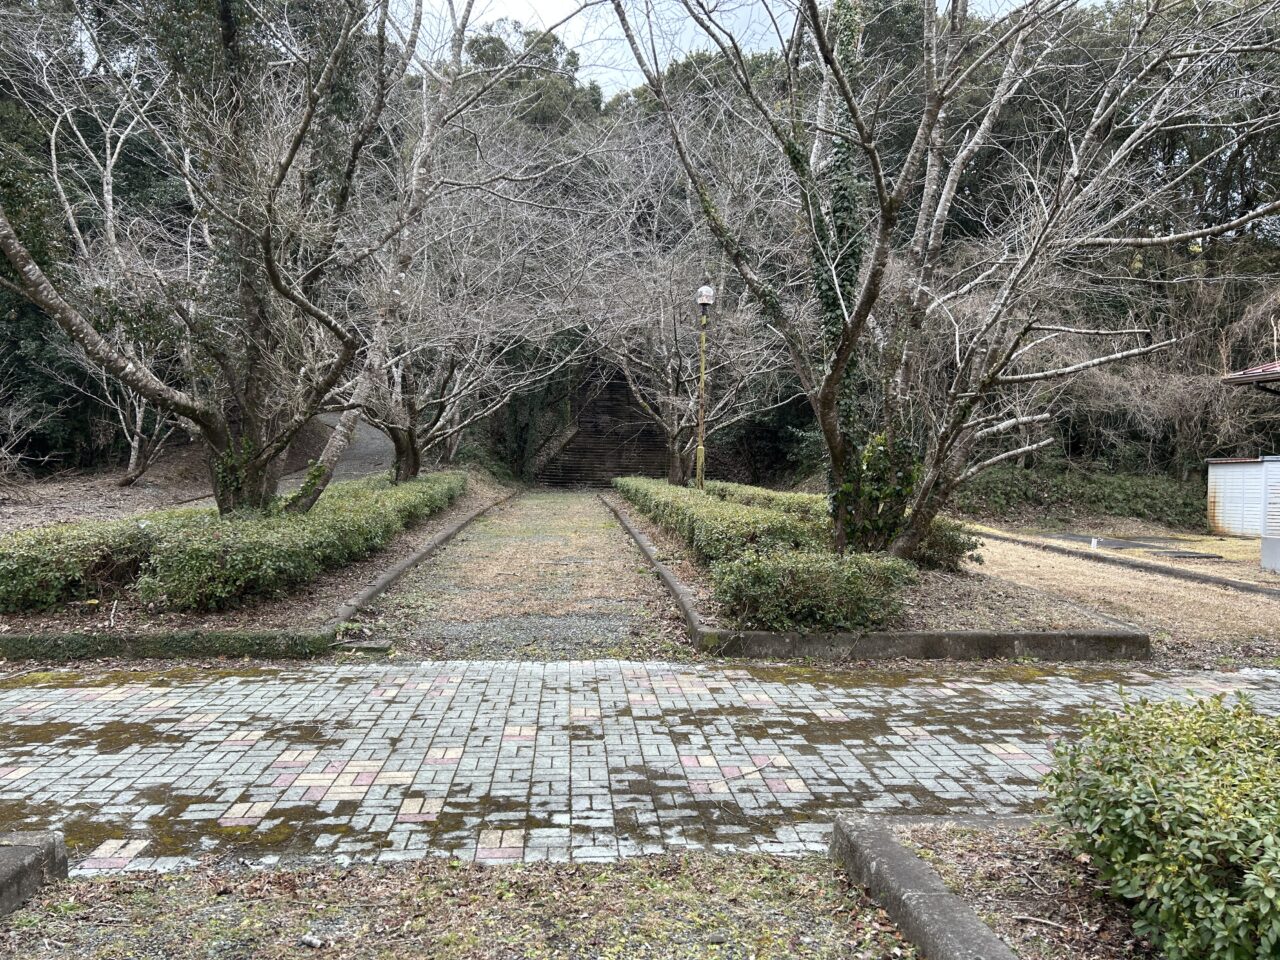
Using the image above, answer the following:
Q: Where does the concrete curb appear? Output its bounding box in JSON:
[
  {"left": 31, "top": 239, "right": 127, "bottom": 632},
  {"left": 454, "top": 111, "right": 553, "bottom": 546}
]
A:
[
  {"left": 0, "top": 832, "right": 67, "bottom": 918},
  {"left": 830, "top": 816, "right": 1019, "bottom": 960},
  {"left": 699, "top": 626, "right": 1149, "bottom": 661},
  {"left": 981, "top": 528, "right": 1280, "bottom": 601},
  {"left": 328, "top": 491, "right": 518, "bottom": 649},
  {"left": 601, "top": 495, "right": 703, "bottom": 635},
  {"left": 605, "top": 494, "right": 1150, "bottom": 662}
]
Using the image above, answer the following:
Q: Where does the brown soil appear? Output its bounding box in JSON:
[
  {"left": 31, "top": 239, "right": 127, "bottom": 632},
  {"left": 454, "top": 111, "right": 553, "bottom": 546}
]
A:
[
  {"left": 897, "top": 822, "right": 1156, "bottom": 960},
  {"left": 0, "top": 420, "right": 334, "bottom": 532}
]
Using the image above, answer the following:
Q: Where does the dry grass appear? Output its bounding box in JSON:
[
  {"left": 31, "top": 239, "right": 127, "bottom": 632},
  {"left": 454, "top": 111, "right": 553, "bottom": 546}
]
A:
[
  {"left": 2, "top": 853, "right": 916, "bottom": 960},
  {"left": 980, "top": 538, "right": 1280, "bottom": 666},
  {"left": 898, "top": 823, "right": 1155, "bottom": 960}
]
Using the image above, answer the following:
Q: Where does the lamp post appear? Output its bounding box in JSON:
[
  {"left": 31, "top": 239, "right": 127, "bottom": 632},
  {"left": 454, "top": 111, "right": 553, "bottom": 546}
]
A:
[{"left": 695, "top": 283, "right": 715, "bottom": 490}]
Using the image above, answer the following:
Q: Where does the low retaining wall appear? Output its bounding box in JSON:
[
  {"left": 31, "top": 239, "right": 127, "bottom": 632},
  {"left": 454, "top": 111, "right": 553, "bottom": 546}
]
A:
[
  {"left": 0, "top": 832, "right": 66, "bottom": 918},
  {"left": 700, "top": 626, "right": 1149, "bottom": 661},
  {"left": 830, "top": 816, "right": 1021, "bottom": 960},
  {"left": 604, "top": 495, "right": 1151, "bottom": 662}
]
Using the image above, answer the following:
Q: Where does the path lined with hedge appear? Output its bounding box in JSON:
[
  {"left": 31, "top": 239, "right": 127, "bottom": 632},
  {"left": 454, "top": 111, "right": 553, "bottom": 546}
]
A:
[
  {"left": 1, "top": 661, "right": 1276, "bottom": 875},
  {"left": 361, "top": 491, "right": 683, "bottom": 659}
]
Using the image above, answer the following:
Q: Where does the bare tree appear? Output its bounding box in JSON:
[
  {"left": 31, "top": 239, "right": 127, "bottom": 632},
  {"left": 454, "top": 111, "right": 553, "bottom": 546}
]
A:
[
  {"left": 42, "top": 332, "right": 179, "bottom": 486},
  {"left": 612, "top": 0, "right": 1280, "bottom": 556},
  {"left": 0, "top": 363, "right": 57, "bottom": 490},
  {"left": 0, "top": 1, "right": 598, "bottom": 512}
]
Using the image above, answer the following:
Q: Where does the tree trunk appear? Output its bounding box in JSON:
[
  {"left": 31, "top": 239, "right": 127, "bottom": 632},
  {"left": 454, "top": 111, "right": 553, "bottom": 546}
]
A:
[
  {"left": 666, "top": 440, "right": 689, "bottom": 485},
  {"left": 208, "top": 444, "right": 280, "bottom": 513},
  {"left": 389, "top": 426, "right": 421, "bottom": 482},
  {"left": 889, "top": 498, "right": 940, "bottom": 561},
  {"left": 284, "top": 408, "right": 363, "bottom": 514}
]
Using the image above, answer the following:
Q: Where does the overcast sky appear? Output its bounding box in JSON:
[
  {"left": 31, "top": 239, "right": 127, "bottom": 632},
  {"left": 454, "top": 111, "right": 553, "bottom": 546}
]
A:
[
  {"left": 471, "top": 1, "right": 1028, "bottom": 95},
  {"left": 469, "top": 0, "right": 766, "bottom": 95}
]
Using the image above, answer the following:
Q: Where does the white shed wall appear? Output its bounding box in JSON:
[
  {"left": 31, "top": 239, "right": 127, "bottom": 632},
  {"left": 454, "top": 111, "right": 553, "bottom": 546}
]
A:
[{"left": 1207, "top": 459, "right": 1265, "bottom": 536}]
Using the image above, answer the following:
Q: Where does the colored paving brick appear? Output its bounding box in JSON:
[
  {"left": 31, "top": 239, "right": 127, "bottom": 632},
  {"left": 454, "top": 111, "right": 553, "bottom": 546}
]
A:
[{"left": 1, "top": 661, "right": 1277, "bottom": 875}]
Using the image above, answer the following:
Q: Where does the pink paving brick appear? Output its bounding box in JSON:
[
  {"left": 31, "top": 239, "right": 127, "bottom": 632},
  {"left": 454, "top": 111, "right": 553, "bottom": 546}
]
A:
[
  {"left": 395, "top": 813, "right": 437, "bottom": 823},
  {"left": 354, "top": 771, "right": 377, "bottom": 786},
  {"left": 273, "top": 774, "right": 297, "bottom": 787},
  {"left": 476, "top": 848, "right": 521, "bottom": 860},
  {"left": 80, "top": 858, "right": 129, "bottom": 870},
  {"left": 303, "top": 786, "right": 326, "bottom": 802}
]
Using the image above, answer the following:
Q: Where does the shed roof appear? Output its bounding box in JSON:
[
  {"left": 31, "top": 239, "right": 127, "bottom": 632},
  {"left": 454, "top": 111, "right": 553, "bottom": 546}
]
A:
[{"left": 1224, "top": 360, "right": 1280, "bottom": 386}]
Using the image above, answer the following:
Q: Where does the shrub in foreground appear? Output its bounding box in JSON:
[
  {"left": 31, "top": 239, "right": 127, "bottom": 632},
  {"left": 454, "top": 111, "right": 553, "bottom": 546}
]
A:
[
  {"left": 136, "top": 472, "right": 466, "bottom": 611},
  {"left": 1046, "top": 696, "right": 1280, "bottom": 960},
  {"left": 0, "top": 509, "right": 206, "bottom": 613},
  {"left": 710, "top": 550, "right": 914, "bottom": 631},
  {"left": 613, "top": 477, "right": 823, "bottom": 561}
]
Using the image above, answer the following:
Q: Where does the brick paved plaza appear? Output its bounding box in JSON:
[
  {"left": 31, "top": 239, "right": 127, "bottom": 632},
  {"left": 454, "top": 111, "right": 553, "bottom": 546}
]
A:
[
  {"left": 3, "top": 659, "right": 1278, "bottom": 875},
  {"left": 3, "top": 492, "right": 1279, "bottom": 877}
]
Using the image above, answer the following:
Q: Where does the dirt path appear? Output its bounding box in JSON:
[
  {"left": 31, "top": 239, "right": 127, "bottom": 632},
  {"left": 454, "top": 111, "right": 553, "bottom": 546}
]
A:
[
  {"left": 362, "top": 490, "right": 689, "bottom": 660},
  {"left": 981, "top": 538, "right": 1280, "bottom": 667}
]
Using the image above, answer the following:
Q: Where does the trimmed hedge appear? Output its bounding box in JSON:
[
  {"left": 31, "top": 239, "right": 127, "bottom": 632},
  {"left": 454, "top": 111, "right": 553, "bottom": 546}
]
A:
[
  {"left": 705, "top": 480, "right": 828, "bottom": 521},
  {"left": 711, "top": 549, "right": 914, "bottom": 631},
  {"left": 136, "top": 473, "right": 467, "bottom": 611},
  {"left": 615, "top": 477, "right": 916, "bottom": 631},
  {"left": 613, "top": 477, "right": 823, "bottom": 562},
  {"left": 0, "top": 508, "right": 207, "bottom": 613},
  {"left": 0, "top": 472, "right": 466, "bottom": 614},
  {"left": 707, "top": 478, "right": 983, "bottom": 571},
  {"left": 1046, "top": 696, "right": 1280, "bottom": 960}
]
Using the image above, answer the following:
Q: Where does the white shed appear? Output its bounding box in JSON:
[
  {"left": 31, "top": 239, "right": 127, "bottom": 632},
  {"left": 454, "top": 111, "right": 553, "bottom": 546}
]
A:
[
  {"left": 1207, "top": 458, "right": 1270, "bottom": 536},
  {"left": 1207, "top": 456, "right": 1280, "bottom": 572}
]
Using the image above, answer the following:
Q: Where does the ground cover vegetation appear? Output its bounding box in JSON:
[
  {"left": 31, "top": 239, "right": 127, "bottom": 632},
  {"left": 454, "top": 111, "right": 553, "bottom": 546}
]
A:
[
  {"left": 0, "top": 472, "right": 465, "bottom": 612},
  {"left": 0, "top": 853, "right": 915, "bottom": 960},
  {"left": 1047, "top": 696, "right": 1280, "bottom": 960},
  {"left": 615, "top": 475, "right": 978, "bottom": 629},
  {"left": 952, "top": 460, "right": 1210, "bottom": 532}
]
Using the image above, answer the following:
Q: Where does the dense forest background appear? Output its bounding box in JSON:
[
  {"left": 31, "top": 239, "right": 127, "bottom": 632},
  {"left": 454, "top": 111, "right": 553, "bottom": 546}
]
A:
[{"left": 2, "top": 0, "right": 1277, "bottom": 501}]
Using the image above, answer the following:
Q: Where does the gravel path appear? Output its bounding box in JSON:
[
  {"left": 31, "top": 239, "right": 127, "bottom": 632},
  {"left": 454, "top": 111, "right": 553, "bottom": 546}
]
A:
[{"left": 361, "top": 491, "right": 690, "bottom": 660}]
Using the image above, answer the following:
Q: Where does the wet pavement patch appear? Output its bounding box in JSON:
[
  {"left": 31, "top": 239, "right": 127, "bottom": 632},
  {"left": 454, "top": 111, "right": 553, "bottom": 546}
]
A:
[{"left": 0, "top": 660, "right": 1276, "bottom": 875}]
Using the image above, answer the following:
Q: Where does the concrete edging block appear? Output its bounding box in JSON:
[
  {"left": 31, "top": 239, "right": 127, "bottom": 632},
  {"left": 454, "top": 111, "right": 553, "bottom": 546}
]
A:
[
  {"left": 0, "top": 832, "right": 67, "bottom": 918},
  {"left": 605, "top": 493, "right": 1151, "bottom": 661},
  {"left": 830, "top": 816, "right": 1019, "bottom": 960}
]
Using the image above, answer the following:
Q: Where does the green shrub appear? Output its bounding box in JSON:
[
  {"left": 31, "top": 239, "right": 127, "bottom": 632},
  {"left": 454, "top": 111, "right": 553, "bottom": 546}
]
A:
[
  {"left": 614, "top": 477, "right": 824, "bottom": 561},
  {"left": 913, "top": 516, "right": 983, "bottom": 572},
  {"left": 711, "top": 550, "right": 914, "bottom": 631},
  {"left": 0, "top": 509, "right": 207, "bottom": 613},
  {"left": 705, "top": 480, "right": 828, "bottom": 522},
  {"left": 952, "top": 462, "right": 1208, "bottom": 530},
  {"left": 136, "top": 472, "right": 466, "bottom": 611},
  {"left": 1046, "top": 696, "right": 1280, "bottom": 960}
]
